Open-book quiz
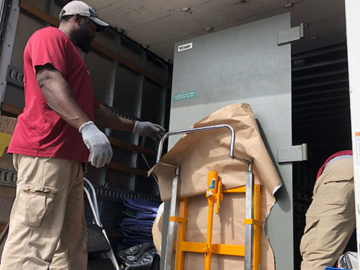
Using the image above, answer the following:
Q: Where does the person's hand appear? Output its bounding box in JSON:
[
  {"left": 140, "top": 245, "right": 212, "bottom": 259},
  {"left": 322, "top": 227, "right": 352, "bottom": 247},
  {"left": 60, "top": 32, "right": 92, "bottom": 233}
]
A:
[
  {"left": 79, "top": 121, "right": 113, "bottom": 168},
  {"left": 133, "top": 121, "right": 166, "bottom": 140}
]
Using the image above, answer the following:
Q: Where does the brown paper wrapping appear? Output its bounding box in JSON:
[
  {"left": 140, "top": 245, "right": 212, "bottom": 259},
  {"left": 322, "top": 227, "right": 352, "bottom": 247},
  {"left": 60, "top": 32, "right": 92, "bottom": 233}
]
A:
[{"left": 151, "top": 103, "right": 281, "bottom": 269}]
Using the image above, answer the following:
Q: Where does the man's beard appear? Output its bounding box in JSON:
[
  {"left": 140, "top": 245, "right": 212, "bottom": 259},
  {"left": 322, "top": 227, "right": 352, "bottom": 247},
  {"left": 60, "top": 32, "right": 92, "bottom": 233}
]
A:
[{"left": 76, "top": 19, "right": 92, "bottom": 53}]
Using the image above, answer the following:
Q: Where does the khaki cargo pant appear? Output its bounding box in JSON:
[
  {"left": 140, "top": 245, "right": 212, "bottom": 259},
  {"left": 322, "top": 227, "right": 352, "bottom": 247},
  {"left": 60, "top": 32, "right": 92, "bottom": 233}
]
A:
[
  {"left": 300, "top": 158, "right": 354, "bottom": 270},
  {"left": 0, "top": 155, "right": 87, "bottom": 270}
]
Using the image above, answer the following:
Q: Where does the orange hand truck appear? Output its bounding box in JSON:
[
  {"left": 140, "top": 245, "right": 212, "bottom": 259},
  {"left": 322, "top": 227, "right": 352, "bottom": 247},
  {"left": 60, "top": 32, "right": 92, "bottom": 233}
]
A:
[{"left": 156, "top": 124, "right": 262, "bottom": 270}]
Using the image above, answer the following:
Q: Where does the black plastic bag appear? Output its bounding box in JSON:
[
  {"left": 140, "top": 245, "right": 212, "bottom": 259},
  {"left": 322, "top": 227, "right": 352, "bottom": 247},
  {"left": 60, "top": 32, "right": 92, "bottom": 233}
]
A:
[{"left": 116, "top": 242, "right": 159, "bottom": 270}]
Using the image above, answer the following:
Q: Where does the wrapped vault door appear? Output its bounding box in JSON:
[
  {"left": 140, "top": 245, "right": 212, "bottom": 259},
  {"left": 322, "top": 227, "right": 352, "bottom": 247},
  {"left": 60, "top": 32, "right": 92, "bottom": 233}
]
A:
[{"left": 169, "top": 13, "right": 293, "bottom": 270}]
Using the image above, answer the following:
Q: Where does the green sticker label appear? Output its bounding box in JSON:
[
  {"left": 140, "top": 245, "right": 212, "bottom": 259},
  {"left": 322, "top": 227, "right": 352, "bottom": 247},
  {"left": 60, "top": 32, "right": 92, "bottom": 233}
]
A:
[{"left": 173, "top": 91, "right": 196, "bottom": 101}]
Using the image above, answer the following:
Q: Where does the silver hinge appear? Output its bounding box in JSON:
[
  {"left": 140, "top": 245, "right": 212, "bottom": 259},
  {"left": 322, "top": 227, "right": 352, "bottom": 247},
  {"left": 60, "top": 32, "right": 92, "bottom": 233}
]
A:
[
  {"left": 278, "top": 23, "right": 304, "bottom": 45},
  {"left": 277, "top": 143, "right": 308, "bottom": 163}
]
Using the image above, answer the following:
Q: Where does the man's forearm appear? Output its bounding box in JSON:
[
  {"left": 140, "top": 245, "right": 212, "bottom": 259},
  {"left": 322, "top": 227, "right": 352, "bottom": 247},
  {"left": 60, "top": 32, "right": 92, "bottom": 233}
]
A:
[{"left": 94, "top": 104, "right": 135, "bottom": 132}]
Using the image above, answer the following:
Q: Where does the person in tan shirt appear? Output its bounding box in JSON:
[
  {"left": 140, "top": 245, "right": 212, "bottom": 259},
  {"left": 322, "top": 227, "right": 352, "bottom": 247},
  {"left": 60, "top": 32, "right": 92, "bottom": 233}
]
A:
[{"left": 300, "top": 150, "right": 354, "bottom": 270}]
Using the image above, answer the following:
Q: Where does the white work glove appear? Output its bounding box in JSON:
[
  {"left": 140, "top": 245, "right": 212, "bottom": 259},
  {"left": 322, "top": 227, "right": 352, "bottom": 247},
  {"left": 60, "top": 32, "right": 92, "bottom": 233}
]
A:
[
  {"left": 79, "top": 121, "right": 113, "bottom": 168},
  {"left": 133, "top": 121, "right": 166, "bottom": 140}
]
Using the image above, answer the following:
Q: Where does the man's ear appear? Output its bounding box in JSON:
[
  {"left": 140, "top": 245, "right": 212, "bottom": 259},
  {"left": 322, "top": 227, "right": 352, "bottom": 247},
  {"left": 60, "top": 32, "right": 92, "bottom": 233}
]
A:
[{"left": 74, "top": 14, "right": 82, "bottom": 24}]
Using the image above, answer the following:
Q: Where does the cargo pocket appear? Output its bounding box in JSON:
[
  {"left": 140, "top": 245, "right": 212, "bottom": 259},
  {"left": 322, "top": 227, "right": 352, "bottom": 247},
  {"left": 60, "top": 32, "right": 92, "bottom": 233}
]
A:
[
  {"left": 17, "top": 184, "right": 58, "bottom": 227},
  {"left": 321, "top": 177, "right": 354, "bottom": 206}
]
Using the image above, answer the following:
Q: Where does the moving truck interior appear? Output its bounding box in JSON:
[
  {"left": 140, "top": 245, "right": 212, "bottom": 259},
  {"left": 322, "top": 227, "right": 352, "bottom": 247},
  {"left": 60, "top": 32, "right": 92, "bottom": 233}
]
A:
[{"left": 0, "top": 0, "right": 357, "bottom": 269}]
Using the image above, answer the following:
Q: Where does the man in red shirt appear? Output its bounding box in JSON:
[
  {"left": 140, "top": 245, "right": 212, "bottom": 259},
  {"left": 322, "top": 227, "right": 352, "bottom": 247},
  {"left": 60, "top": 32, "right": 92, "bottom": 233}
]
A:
[
  {"left": 0, "top": 1, "right": 164, "bottom": 269},
  {"left": 300, "top": 151, "right": 354, "bottom": 270}
]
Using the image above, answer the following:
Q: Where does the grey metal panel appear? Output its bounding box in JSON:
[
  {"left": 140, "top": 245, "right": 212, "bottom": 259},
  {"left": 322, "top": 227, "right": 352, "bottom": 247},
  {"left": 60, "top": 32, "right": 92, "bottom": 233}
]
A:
[
  {"left": 134, "top": 52, "right": 146, "bottom": 118},
  {"left": 170, "top": 13, "right": 292, "bottom": 270},
  {"left": 141, "top": 79, "right": 166, "bottom": 125},
  {"left": 2, "top": 7, "right": 33, "bottom": 106},
  {"left": 112, "top": 65, "right": 142, "bottom": 190},
  {"left": 0, "top": 0, "right": 20, "bottom": 103},
  {"left": 159, "top": 66, "right": 169, "bottom": 126},
  {"left": 105, "top": 34, "right": 121, "bottom": 107},
  {"left": 10, "top": 13, "right": 44, "bottom": 69},
  {"left": 143, "top": 57, "right": 169, "bottom": 126},
  {"left": 97, "top": 34, "right": 120, "bottom": 188},
  {"left": 85, "top": 51, "right": 114, "bottom": 104},
  {"left": 113, "top": 66, "right": 142, "bottom": 118},
  {"left": 0, "top": 0, "right": 5, "bottom": 18},
  {"left": 145, "top": 56, "right": 167, "bottom": 81},
  {"left": 3, "top": 84, "right": 24, "bottom": 107},
  {"left": 4, "top": 14, "right": 40, "bottom": 106}
]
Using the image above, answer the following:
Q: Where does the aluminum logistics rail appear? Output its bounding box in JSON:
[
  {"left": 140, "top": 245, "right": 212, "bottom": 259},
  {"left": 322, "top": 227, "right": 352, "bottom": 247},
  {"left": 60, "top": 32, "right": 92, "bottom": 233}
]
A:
[{"left": 156, "top": 124, "right": 261, "bottom": 270}]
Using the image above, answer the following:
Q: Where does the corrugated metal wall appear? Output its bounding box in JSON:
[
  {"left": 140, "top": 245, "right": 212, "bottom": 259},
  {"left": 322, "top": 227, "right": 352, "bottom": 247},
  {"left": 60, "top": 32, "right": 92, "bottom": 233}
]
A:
[{"left": 292, "top": 43, "right": 351, "bottom": 269}]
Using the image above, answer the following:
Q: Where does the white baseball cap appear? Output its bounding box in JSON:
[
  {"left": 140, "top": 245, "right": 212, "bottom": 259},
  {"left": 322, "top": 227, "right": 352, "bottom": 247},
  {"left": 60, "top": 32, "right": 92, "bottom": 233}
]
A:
[{"left": 59, "top": 1, "right": 109, "bottom": 31}]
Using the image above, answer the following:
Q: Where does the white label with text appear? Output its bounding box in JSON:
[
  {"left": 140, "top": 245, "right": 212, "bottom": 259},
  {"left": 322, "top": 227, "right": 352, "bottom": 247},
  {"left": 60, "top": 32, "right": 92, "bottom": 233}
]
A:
[{"left": 178, "top": 42, "right": 193, "bottom": 52}]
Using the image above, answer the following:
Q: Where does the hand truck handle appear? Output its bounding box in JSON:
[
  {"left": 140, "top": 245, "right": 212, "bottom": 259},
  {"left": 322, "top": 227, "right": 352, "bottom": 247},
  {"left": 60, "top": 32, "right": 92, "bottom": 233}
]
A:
[{"left": 156, "top": 124, "right": 236, "bottom": 163}]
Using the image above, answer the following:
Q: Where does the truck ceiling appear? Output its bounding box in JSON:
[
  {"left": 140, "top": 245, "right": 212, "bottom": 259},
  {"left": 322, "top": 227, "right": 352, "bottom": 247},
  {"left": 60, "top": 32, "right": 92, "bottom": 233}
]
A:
[{"left": 81, "top": 0, "right": 345, "bottom": 61}]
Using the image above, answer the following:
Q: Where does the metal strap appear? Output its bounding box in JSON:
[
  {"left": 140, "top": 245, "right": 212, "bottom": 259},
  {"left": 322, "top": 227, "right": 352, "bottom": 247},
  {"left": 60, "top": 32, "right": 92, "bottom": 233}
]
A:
[
  {"left": 244, "top": 171, "right": 254, "bottom": 270},
  {"left": 164, "top": 165, "right": 180, "bottom": 270}
]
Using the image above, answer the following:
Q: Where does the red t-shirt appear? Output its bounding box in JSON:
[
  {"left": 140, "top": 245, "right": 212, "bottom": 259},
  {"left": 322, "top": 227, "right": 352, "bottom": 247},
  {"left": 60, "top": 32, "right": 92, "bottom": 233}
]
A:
[{"left": 8, "top": 27, "right": 99, "bottom": 163}]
